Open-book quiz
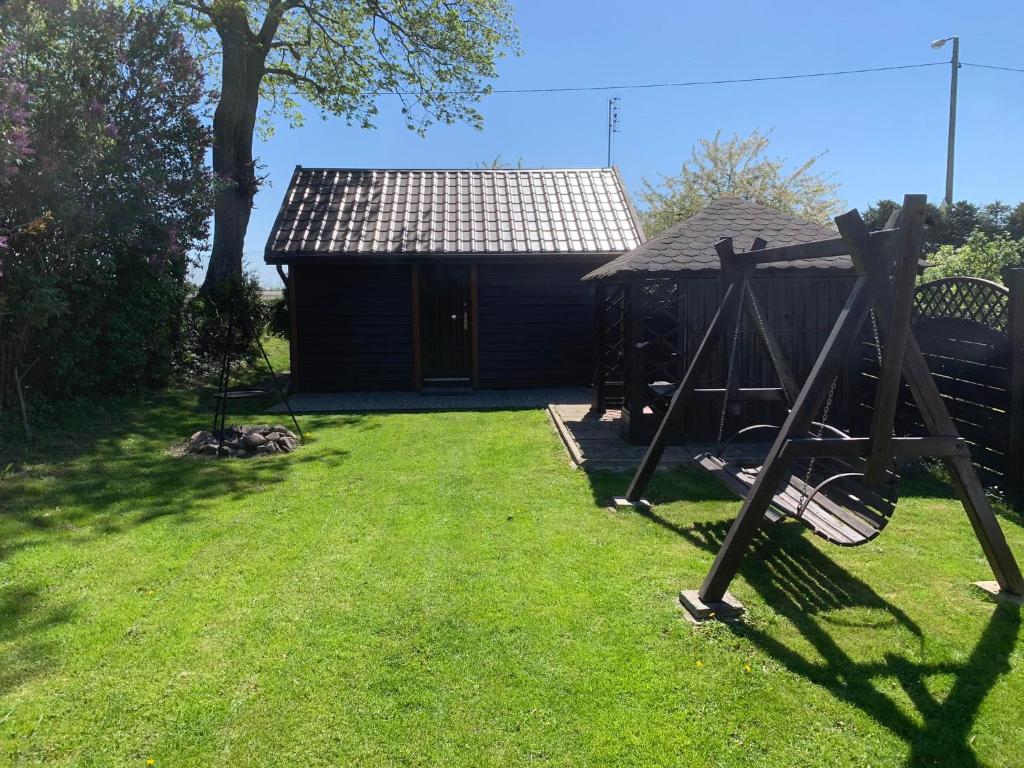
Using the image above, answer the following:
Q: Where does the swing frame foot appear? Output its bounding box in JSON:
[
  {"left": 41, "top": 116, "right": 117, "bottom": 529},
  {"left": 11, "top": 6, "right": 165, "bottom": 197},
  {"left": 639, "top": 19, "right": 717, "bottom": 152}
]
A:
[
  {"left": 973, "top": 581, "right": 1024, "bottom": 606},
  {"left": 679, "top": 590, "right": 745, "bottom": 623},
  {"left": 611, "top": 496, "right": 651, "bottom": 512}
]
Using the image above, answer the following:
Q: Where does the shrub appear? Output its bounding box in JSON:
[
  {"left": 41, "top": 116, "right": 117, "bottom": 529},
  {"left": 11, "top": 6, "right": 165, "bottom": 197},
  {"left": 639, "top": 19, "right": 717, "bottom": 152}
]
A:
[
  {"left": 177, "top": 275, "right": 272, "bottom": 384},
  {"left": 0, "top": 0, "right": 211, "bottom": 408},
  {"left": 922, "top": 231, "right": 1024, "bottom": 285},
  {"left": 268, "top": 296, "right": 290, "bottom": 338}
]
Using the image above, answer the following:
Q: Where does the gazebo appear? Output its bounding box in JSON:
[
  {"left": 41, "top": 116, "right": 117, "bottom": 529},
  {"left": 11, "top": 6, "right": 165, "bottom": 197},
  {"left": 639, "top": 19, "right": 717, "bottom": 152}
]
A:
[{"left": 582, "top": 197, "right": 857, "bottom": 444}]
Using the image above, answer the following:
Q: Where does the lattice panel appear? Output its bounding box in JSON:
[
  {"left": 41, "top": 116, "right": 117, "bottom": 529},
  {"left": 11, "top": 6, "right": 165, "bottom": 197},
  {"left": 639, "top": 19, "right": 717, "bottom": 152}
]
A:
[
  {"left": 596, "top": 285, "right": 625, "bottom": 382},
  {"left": 913, "top": 278, "right": 1009, "bottom": 333},
  {"left": 639, "top": 279, "right": 682, "bottom": 386}
]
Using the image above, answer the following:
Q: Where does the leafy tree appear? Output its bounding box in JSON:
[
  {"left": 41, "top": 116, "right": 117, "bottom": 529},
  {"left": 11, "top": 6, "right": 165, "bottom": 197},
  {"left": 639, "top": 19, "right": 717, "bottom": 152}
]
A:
[
  {"left": 1008, "top": 202, "right": 1024, "bottom": 240},
  {"left": 862, "top": 199, "right": 901, "bottom": 232},
  {"left": 172, "top": 0, "right": 519, "bottom": 294},
  {"left": 922, "top": 231, "right": 1024, "bottom": 285},
  {"left": 978, "top": 201, "right": 1013, "bottom": 237},
  {"left": 864, "top": 198, "right": 1024, "bottom": 254},
  {"left": 0, "top": 0, "right": 211, "bottom": 409},
  {"left": 638, "top": 128, "right": 844, "bottom": 237}
]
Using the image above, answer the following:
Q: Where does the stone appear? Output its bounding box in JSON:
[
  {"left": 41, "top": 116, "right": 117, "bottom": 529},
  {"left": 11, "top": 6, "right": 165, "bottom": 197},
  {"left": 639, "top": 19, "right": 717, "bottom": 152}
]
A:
[
  {"left": 611, "top": 496, "right": 651, "bottom": 512},
  {"left": 973, "top": 581, "right": 1024, "bottom": 606},
  {"left": 242, "top": 432, "right": 267, "bottom": 450},
  {"left": 678, "top": 590, "right": 745, "bottom": 624},
  {"left": 190, "top": 430, "right": 214, "bottom": 446},
  {"left": 184, "top": 423, "right": 293, "bottom": 460},
  {"left": 282, "top": 429, "right": 298, "bottom": 440}
]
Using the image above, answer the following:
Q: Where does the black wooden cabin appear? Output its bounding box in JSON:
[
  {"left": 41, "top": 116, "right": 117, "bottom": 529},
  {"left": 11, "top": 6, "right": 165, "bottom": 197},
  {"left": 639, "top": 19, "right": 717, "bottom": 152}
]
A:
[
  {"left": 583, "top": 198, "right": 858, "bottom": 443},
  {"left": 265, "top": 167, "right": 644, "bottom": 392}
]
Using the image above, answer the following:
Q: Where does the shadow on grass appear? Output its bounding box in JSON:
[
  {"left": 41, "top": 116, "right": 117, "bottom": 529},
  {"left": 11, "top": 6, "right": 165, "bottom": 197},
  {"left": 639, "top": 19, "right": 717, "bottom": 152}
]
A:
[
  {"left": 0, "top": 393, "right": 376, "bottom": 560},
  {"left": 617, "top": 478, "right": 1019, "bottom": 768},
  {"left": 0, "top": 390, "right": 375, "bottom": 694},
  {"left": 586, "top": 464, "right": 738, "bottom": 508},
  {"left": 719, "top": 521, "right": 1019, "bottom": 768}
]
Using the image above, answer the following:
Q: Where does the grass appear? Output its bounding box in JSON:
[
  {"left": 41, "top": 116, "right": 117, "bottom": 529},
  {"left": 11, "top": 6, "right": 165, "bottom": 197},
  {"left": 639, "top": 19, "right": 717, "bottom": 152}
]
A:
[{"left": 1, "top": 352, "right": 1022, "bottom": 766}]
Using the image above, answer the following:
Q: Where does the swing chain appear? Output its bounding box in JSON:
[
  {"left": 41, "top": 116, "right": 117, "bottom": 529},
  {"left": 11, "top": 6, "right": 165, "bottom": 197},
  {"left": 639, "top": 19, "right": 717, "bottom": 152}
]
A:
[
  {"left": 797, "top": 375, "right": 838, "bottom": 515},
  {"left": 746, "top": 283, "right": 790, "bottom": 404},
  {"left": 716, "top": 278, "right": 748, "bottom": 447},
  {"left": 798, "top": 309, "right": 885, "bottom": 514},
  {"left": 869, "top": 307, "right": 884, "bottom": 370}
]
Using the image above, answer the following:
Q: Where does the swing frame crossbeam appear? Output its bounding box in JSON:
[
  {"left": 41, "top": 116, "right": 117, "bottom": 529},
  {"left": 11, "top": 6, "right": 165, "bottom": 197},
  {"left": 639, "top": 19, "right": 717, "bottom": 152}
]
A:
[{"left": 615, "top": 194, "right": 1024, "bottom": 618}]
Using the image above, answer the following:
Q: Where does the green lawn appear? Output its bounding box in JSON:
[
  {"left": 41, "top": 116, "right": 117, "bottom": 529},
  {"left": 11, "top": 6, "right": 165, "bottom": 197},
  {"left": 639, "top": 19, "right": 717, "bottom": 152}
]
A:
[{"left": 1, "top": 365, "right": 1022, "bottom": 766}]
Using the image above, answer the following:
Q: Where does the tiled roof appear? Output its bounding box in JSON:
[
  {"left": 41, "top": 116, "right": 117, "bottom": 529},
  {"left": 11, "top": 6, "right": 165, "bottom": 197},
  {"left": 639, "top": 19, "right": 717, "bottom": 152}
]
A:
[
  {"left": 584, "top": 197, "right": 850, "bottom": 281},
  {"left": 265, "top": 167, "right": 644, "bottom": 261}
]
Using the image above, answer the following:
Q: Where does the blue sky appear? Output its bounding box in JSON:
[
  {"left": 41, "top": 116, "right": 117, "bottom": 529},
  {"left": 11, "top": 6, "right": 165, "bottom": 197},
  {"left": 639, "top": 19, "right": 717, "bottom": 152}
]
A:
[{"left": 218, "top": 0, "right": 1024, "bottom": 287}]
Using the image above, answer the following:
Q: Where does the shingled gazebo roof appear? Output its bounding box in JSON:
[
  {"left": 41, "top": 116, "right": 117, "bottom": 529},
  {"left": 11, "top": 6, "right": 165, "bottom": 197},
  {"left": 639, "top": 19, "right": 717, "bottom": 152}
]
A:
[
  {"left": 583, "top": 197, "right": 850, "bottom": 281},
  {"left": 265, "top": 167, "right": 644, "bottom": 263}
]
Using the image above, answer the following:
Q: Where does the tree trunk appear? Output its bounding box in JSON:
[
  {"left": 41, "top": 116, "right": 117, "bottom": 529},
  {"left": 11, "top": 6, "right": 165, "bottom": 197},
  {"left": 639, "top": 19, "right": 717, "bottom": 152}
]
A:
[{"left": 202, "top": 13, "right": 264, "bottom": 295}]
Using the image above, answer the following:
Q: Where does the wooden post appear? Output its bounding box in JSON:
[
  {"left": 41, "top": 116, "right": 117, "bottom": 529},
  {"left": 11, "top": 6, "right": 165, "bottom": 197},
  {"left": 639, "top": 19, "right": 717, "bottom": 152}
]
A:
[
  {"left": 286, "top": 265, "right": 300, "bottom": 393},
  {"left": 621, "top": 281, "right": 648, "bottom": 443},
  {"left": 1006, "top": 268, "right": 1024, "bottom": 515},
  {"left": 592, "top": 282, "right": 608, "bottom": 411},
  {"left": 864, "top": 194, "right": 927, "bottom": 482}
]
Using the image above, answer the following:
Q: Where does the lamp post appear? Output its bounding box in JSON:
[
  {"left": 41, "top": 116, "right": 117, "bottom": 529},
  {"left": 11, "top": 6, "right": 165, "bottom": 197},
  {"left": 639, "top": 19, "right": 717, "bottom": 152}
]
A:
[{"left": 931, "top": 35, "right": 960, "bottom": 208}]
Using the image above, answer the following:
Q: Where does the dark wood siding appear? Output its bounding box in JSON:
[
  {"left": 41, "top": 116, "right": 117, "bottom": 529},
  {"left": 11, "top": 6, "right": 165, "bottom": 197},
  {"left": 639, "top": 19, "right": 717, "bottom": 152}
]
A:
[
  {"left": 477, "top": 262, "right": 603, "bottom": 388},
  {"left": 292, "top": 264, "right": 413, "bottom": 392},
  {"left": 618, "top": 273, "right": 856, "bottom": 443}
]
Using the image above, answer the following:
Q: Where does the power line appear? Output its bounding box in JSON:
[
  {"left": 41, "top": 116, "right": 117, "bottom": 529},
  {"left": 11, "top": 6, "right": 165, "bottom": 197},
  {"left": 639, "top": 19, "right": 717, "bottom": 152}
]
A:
[
  {"left": 962, "top": 61, "right": 1024, "bottom": 74},
  {"left": 369, "top": 61, "right": 949, "bottom": 97}
]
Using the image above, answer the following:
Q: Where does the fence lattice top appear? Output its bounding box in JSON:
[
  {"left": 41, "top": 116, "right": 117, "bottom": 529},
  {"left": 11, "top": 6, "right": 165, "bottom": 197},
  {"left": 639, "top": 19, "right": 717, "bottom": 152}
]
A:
[{"left": 913, "top": 277, "right": 1009, "bottom": 334}]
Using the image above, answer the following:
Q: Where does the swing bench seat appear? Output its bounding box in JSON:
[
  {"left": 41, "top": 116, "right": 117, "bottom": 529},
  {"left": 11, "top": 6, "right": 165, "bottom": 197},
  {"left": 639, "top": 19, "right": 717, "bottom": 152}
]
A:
[
  {"left": 646, "top": 381, "right": 788, "bottom": 414},
  {"left": 695, "top": 441, "right": 899, "bottom": 547}
]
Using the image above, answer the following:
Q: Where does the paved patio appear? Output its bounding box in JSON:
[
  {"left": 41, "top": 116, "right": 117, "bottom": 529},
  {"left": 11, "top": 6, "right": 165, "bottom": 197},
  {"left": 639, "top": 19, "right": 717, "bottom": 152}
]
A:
[
  {"left": 270, "top": 387, "right": 591, "bottom": 414},
  {"left": 547, "top": 404, "right": 699, "bottom": 472}
]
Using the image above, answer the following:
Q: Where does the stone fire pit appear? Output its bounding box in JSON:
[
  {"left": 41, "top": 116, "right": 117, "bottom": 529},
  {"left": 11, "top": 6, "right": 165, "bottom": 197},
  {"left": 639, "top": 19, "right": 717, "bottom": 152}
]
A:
[{"left": 186, "top": 424, "right": 300, "bottom": 459}]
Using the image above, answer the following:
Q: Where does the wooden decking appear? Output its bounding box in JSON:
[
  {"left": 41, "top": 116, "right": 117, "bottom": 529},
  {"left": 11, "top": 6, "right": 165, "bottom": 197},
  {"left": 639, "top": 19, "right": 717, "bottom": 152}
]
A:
[{"left": 547, "top": 404, "right": 697, "bottom": 471}]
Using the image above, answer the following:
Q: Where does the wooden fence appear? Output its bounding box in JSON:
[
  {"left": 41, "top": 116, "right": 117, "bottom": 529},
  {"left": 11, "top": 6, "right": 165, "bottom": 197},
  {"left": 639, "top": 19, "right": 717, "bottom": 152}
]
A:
[{"left": 854, "top": 269, "right": 1024, "bottom": 511}]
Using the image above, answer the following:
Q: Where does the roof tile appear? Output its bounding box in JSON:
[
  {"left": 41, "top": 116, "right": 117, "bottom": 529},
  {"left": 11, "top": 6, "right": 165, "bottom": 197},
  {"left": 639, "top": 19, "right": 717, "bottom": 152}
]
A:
[
  {"left": 265, "top": 167, "right": 643, "bottom": 260},
  {"left": 584, "top": 197, "right": 849, "bottom": 281}
]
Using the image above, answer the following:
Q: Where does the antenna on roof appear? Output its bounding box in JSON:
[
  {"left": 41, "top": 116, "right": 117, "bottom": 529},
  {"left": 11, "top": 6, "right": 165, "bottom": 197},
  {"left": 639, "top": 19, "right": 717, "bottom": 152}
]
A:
[{"left": 606, "top": 97, "right": 620, "bottom": 167}]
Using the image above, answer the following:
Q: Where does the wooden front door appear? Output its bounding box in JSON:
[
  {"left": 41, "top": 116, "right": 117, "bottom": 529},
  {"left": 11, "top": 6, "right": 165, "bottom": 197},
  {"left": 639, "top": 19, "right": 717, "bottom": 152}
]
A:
[{"left": 419, "top": 264, "right": 473, "bottom": 383}]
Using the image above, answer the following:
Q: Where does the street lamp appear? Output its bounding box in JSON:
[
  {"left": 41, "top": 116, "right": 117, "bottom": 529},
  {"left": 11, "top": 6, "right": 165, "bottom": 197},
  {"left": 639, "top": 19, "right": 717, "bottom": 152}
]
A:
[{"left": 931, "top": 36, "right": 960, "bottom": 208}]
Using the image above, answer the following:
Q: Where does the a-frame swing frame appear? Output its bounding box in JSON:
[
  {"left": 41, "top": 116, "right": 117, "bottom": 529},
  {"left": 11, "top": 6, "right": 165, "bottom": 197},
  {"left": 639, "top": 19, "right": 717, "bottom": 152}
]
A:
[{"left": 617, "top": 194, "right": 1024, "bottom": 619}]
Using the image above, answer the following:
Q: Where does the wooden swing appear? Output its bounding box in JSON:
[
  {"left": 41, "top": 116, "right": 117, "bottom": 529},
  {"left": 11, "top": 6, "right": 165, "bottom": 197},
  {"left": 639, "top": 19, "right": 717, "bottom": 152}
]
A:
[{"left": 615, "top": 194, "right": 1024, "bottom": 618}]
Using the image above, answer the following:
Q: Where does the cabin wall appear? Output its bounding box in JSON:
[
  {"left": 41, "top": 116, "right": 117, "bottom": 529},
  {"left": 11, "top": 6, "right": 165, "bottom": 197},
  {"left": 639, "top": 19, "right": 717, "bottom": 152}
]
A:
[
  {"left": 291, "top": 263, "right": 414, "bottom": 392},
  {"left": 290, "top": 259, "right": 608, "bottom": 392},
  {"left": 477, "top": 262, "right": 602, "bottom": 388}
]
